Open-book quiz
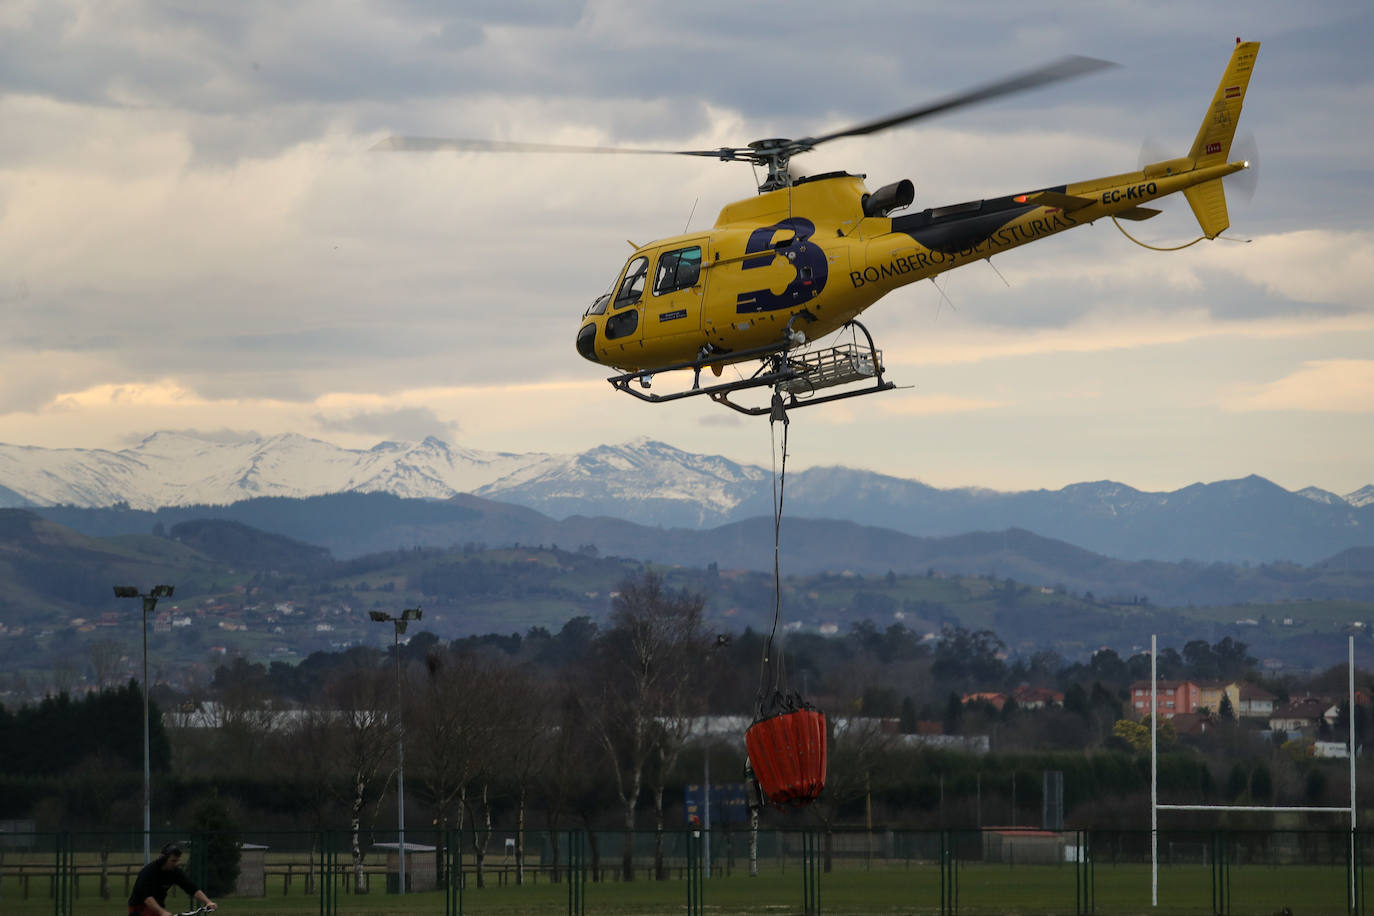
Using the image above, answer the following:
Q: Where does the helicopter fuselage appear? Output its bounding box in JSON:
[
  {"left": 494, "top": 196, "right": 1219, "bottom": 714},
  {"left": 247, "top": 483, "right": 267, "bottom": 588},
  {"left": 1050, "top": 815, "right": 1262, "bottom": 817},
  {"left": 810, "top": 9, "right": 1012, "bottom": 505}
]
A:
[{"left": 576, "top": 157, "right": 1244, "bottom": 374}]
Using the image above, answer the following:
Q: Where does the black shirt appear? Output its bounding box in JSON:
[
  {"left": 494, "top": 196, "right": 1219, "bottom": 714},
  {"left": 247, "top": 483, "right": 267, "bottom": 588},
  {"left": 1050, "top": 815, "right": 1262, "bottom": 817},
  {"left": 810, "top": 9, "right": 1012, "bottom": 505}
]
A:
[{"left": 127, "top": 857, "right": 201, "bottom": 909}]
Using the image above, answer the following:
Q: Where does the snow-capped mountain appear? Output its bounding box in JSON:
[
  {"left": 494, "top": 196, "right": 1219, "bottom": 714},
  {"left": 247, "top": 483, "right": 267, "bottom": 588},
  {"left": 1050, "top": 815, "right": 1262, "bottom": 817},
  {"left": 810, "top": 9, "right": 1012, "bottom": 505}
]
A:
[
  {"left": 1, "top": 431, "right": 1371, "bottom": 565},
  {"left": 0, "top": 432, "right": 547, "bottom": 510},
  {"left": 472, "top": 437, "right": 769, "bottom": 527},
  {"left": 1298, "top": 486, "right": 1348, "bottom": 506},
  {"left": 1349, "top": 486, "right": 1374, "bottom": 509}
]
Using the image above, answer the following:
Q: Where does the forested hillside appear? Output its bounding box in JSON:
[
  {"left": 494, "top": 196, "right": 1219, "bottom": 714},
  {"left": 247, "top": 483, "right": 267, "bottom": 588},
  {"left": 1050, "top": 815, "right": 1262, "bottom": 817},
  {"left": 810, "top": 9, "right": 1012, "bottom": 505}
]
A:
[
  {"left": 1, "top": 583, "right": 1362, "bottom": 853},
  {"left": 3, "top": 508, "right": 1374, "bottom": 699}
]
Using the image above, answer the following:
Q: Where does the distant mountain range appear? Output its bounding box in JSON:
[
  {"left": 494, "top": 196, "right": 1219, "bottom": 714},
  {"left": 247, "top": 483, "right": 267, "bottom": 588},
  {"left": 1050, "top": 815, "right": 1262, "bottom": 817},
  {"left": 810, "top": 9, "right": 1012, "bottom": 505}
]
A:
[
  {"left": 4, "top": 502, "right": 1370, "bottom": 679},
  {"left": 1, "top": 432, "right": 1371, "bottom": 565},
  {"left": 0, "top": 431, "right": 542, "bottom": 508},
  {"left": 13, "top": 493, "right": 1374, "bottom": 612}
]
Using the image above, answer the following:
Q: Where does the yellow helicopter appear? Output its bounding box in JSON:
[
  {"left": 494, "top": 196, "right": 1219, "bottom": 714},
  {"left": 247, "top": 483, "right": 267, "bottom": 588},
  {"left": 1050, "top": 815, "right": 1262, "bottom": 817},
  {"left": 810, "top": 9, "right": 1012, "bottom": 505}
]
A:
[{"left": 380, "top": 40, "right": 1258, "bottom": 415}]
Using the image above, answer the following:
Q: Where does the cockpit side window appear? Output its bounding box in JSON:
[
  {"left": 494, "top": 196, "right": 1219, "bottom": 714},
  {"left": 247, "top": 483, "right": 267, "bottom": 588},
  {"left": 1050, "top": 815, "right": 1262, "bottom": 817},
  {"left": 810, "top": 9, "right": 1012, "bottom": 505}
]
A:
[
  {"left": 614, "top": 256, "right": 649, "bottom": 308},
  {"left": 653, "top": 246, "right": 702, "bottom": 296}
]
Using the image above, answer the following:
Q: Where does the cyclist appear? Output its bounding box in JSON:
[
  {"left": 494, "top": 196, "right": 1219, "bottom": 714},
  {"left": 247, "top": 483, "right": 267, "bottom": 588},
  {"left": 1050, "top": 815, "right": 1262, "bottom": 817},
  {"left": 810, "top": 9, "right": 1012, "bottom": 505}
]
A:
[{"left": 128, "top": 843, "right": 218, "bottom": 916}]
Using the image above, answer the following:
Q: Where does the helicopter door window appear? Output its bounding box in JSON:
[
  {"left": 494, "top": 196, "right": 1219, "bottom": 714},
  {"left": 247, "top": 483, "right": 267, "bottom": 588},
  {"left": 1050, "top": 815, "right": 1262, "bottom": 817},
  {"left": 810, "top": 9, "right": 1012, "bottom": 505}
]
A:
[
  {"left": 652, "top": 246, "right": 702, "bottom": 296},
  {"left": 614, "top": 256, "right": 649, "bottom": 307}
]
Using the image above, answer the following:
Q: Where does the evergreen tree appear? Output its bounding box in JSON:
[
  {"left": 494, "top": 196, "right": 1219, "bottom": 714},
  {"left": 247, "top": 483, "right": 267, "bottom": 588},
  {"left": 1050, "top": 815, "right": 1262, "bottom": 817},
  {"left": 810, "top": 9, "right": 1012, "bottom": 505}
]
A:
[
  {"left": 899, "top": 697, "right": 919, "bottom": 734},
  {"left": 1226, "top": 763, "right": 1248, "bottom": 800},
  {"left": 191, "top": 793, "right": 241, "bottom": 896},
  {"left": 943, "top": 693, "right": 963, "bottom": 736}
]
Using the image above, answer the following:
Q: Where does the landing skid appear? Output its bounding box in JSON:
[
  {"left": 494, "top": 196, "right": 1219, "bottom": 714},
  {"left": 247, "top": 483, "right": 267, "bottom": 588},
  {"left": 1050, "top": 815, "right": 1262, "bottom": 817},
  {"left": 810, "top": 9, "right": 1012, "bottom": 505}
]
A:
[{"left": 606, "top": 320, "right": 897, "bottom": 415}]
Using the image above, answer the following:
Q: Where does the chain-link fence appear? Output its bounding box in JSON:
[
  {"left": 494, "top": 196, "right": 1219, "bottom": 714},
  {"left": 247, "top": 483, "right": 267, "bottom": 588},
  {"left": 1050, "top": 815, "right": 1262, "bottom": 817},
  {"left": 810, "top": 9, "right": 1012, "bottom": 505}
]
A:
[{"left": 1, "top": 825, "right": 1369, "bottom": 914}]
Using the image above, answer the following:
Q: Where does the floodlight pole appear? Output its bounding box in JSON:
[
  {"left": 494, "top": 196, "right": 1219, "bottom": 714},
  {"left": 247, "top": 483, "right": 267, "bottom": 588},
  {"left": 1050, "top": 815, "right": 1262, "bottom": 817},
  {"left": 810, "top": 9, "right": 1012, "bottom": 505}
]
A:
[
  {"left": 1351, "top": 635, "right": 1357, "bottom": 910},
  {"left": 393, "top": 622, "right": 406, "bottom": 895},
  {"left": 704, "top": 751, "right": 712, "bottom": 879},
  {"left": 370, "top": 607, "right": 421, "bottom": 894},
  {"left": 115, "top": 584, "right": 174, "bottom": 864},
  {"left": 142, "top": 598, "right": 150, "bottom": 862},
  {"left": 1150, "top": 634, "right": 1157, "bottom": 908}
]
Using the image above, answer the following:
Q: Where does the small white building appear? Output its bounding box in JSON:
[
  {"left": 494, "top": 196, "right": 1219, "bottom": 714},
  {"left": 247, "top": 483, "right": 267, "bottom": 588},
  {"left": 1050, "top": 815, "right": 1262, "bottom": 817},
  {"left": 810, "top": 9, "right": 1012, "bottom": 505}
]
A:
[{"left": 1314, "top": 740, "right": 1351, "bottom": 759}]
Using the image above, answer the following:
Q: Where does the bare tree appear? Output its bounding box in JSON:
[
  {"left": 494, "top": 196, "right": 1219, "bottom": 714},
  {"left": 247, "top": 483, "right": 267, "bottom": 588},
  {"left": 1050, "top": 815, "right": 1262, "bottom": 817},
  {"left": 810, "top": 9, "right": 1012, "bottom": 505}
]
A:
[
  {"left": 534, "top": 690, "right": 603, "bottom": 884},
  {"left": 87, "top": 639, "right": 128, "bottom": 690},
  {"left": 281, "top": 702, "right": 344, "bottom": 894},
  {"left": 649, "top": 627, "right": 714, "bottom": 879},
  {"left": 810, "top": 716, "right": 897, "bottom": 872},
  {"left": 409, "top": 647, "right": 516, "bottom": 889},
  {"left": 584, "top": 572, "right": 706, "bottom": 881},
  {"left": 410, "top": 650, "right": 487, "bottom": 837},
  {"left": 193, "top": 674, "right": 283, "bottom": 779},
  {"left": 491, "top": 664, "right": 556, "bottom": 885},
  {"left": 63, "top": 749, "right": 138, "bottom": 899},
  {"left": 457, "top": 666, "right": 503, "bottom": 889},
  {"left": 322, "top": 663, "right": 397, "bottom": 892}
]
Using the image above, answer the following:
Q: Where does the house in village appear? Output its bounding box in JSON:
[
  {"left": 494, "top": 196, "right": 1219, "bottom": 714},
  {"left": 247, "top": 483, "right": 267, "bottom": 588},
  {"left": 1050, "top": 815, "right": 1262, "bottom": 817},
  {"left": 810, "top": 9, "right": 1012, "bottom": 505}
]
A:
[
  {"left": 1129, "top": 680, "right": 1201, "bottom": 720},
  {"left": 958, "top": 686, "right": 1065, "bottom": 712},
  {"left": 1269, "top": 696, "right": 1339, "bottom": 739},
  {"left": 1169, "top": 712, "right": 1212, "bottom": 737},
  {"left": 1130, "top": 679, "right": 1276, "bottom": 721},
  {"left": 1012, "top": 686, "right": 1065, "bottom": 709},
  {"left": 1234, "top": 682, "right": 1277, "bottom": 717}
]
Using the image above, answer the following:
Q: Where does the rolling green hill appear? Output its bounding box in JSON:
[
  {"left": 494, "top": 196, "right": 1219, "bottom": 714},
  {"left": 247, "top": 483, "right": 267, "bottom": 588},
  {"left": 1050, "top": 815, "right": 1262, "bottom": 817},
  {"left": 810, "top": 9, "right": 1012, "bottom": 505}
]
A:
[{"left": 0, "top": 508, "right": 1372, "bottom": 699}]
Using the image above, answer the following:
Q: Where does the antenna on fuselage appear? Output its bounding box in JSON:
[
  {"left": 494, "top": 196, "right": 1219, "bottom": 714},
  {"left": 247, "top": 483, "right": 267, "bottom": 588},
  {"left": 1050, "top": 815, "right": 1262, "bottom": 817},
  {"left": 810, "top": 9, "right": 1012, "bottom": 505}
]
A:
[
  {"left": 985, "top": 258, "right": 1012, "bottom": 287},
  {"left": 931, "top": 277, "right": 958, "bottom": 319}
]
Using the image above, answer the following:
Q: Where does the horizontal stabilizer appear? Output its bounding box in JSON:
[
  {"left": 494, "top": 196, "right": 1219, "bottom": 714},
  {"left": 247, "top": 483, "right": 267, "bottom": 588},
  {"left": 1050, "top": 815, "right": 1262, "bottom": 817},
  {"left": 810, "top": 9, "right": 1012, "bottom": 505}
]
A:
[
  {"left": 1185, "top": 178, "right": 1230, "bottom": 238},
  {"left": 1115, "top": 206, "right": 1162, "bottom": 221}
]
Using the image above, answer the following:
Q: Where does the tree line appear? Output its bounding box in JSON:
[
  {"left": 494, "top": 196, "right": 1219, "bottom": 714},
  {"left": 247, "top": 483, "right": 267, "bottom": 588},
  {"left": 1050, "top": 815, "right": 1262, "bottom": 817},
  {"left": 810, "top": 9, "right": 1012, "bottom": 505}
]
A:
[{"left": 2, "top": 571, "right": 1367, "bottom": 885}]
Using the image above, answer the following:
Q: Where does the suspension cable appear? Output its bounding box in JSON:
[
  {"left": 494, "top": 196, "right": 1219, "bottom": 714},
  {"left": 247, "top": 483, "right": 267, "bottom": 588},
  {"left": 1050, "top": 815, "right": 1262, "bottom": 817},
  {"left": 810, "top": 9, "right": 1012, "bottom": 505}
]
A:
[
  {"left": 1111, "top": 216, "right": 1206, "bottom": 251},
  {"left": 756, "top": 389, "right": 790, "bottom": 715}
]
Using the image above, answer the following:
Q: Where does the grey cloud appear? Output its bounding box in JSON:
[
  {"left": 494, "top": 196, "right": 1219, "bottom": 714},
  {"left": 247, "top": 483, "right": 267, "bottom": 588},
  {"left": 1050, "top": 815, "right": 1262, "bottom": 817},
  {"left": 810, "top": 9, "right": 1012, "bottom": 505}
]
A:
[
  {"left": 2, "top": 0, "right": 1370, "bottom": 406},
  {"left": 1194, "top": 272, "right": 1366, "bottom": 323},
  {"left": 118, "top": 427, "right": 262, "bottom": 447},
  {"left": 964, "top": 268, "right": 1364, "bottom": 334},
  {"left": 2, "top": 0, "right": 1366, "bottom": 197},
  {"left": 0, "top": 373, "right": 88, "bottom": 415},
  {"left": 313, "top": 406, "right": 459, "bottom": 440},
  {"left": 697, "top": 412, "right": 744, "bottom": 429},
  {"left": 4, "top": 2, "right": 1356, "bottom": 130}
]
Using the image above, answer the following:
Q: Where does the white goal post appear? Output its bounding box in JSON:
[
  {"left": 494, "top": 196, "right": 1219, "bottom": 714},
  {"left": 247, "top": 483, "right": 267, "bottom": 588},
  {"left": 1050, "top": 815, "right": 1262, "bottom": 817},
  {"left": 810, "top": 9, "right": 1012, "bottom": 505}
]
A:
[{"left": 1149, "top": 635, "right": 1358, "bottom": 908}]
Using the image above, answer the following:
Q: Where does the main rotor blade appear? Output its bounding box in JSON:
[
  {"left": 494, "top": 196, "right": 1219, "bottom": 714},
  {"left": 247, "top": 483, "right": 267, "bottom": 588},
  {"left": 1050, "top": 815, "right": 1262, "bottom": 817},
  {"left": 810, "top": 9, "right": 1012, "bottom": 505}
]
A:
[
  {"left": 373, "top": 136, "right": 736, "bottom": 158},
  {"left": 805, "top": 55, "right": 1116, "bottom": 147}
]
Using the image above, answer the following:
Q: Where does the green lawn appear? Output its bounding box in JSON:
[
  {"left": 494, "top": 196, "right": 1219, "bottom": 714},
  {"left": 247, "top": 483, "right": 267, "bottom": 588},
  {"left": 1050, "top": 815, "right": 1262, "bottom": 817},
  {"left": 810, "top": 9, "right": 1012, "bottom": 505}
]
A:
[{"left": 1, "top": 861, "right": 1361, "bottom": 915}]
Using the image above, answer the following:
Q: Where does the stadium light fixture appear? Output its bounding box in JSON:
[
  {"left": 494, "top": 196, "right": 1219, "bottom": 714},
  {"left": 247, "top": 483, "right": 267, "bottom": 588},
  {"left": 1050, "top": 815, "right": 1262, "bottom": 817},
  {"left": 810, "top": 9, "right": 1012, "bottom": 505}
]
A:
[
  {"left": 370, "top": 607, "right": 422, "bottom": 893},
  {"left": 114, "top": 584, "right": 176, "bottom": 864}
]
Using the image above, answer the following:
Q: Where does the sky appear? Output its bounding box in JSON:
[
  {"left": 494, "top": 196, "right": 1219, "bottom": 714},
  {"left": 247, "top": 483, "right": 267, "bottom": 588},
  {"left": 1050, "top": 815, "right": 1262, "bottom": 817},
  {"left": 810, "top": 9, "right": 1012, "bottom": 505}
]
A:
[{"left": 1, "top": 1, "right": 1372, "bottom": 496}]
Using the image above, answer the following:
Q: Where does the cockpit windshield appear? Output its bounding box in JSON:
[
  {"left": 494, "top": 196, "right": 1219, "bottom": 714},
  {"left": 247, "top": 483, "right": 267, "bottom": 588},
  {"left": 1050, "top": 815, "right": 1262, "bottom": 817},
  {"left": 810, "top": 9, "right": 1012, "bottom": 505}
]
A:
[
  {"left": 585, "top": 255, "right": 650, "bottom": 319},
  {"left": 584, "top": 293, "right": 610, "bottom": 317}
]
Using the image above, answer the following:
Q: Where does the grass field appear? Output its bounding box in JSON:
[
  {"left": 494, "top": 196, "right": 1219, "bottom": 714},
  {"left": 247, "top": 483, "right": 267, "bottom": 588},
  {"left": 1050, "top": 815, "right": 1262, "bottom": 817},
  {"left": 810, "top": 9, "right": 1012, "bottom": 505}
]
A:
[{"left": 1, "top": 860, "right": 1361, "bottom": 915}]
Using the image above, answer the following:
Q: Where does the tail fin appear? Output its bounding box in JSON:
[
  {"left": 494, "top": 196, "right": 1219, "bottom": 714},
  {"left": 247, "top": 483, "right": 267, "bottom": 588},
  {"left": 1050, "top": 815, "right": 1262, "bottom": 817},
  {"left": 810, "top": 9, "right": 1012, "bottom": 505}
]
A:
[
  {"left": 1184, "top": 40, "right": 1260, "bottom": 238},
  {"left": 1189, "top": 40, "right": 1259, "bottom": 165}
]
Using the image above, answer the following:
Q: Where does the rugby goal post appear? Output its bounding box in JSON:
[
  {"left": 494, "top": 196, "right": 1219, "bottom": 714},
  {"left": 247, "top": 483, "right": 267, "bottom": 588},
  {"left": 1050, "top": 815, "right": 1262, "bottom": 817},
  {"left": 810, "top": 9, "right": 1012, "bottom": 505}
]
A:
[{"left": 1150, "top": 635, "right": 1358, "bottom": 908}]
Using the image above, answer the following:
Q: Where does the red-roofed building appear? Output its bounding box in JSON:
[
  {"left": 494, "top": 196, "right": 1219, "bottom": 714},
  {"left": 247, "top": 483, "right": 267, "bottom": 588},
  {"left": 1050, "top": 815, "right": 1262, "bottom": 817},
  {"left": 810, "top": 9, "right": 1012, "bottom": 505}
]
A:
[
  {"left": 1012, "top": 686, "right": 1064, "bottom": 709},
  {"left": 962, "top": 692, "right": 1006, "bottom": 711},
  {"left": 1129, "top": 680, "right": 1201, "bottom": 720}
]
